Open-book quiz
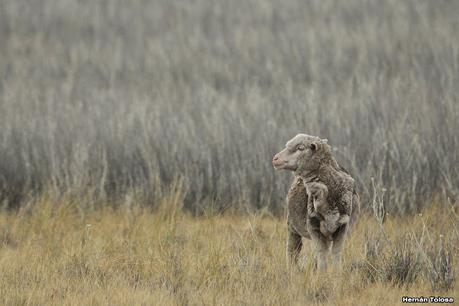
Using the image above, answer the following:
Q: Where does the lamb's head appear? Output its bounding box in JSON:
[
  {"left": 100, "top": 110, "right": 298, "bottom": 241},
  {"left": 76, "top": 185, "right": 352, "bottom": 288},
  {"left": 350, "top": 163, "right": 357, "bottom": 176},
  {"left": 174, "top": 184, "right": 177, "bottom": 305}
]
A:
[
  {"left": 306, "top": 182, "right": 329, "bottom": 210},
  {"left": 272, "top": 134, "right": 331, "bottom": 176}
]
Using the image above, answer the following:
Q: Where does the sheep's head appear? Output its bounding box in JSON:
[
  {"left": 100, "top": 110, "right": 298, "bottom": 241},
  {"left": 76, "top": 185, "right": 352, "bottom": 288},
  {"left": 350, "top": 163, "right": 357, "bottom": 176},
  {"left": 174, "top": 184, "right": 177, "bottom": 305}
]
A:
[{"left": 272, "top": 134, "right": 331, "bottom": 176}]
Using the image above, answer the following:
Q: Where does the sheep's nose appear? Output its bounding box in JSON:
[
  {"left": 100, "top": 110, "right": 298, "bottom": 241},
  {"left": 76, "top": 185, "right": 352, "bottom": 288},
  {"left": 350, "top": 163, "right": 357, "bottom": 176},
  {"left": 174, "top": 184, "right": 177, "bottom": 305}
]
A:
[{"left": 273, "top": 155, "right": 279, "bottom": 162}]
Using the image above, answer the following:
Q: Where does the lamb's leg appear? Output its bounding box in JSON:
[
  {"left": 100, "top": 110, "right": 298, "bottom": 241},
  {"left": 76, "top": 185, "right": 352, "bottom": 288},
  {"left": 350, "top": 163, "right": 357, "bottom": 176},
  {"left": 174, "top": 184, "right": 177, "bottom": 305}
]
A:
[
  {"left": 321, "top": 213, "right": 339, "bottom": 236},
  {"left": 338, "top": 214, "right": 350, "bottom": 225},
  {"left": 286, "top": 229, "right": 302, "bottom": 266},
  {"left": 331, "top": 223, "right": 348, "bottom": 266}
]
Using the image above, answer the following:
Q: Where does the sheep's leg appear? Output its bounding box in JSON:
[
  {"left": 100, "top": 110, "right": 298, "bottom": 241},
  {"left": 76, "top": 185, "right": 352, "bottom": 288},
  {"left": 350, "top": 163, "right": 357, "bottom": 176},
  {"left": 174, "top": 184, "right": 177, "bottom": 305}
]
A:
[
  {"left": 308, "top": 217, "right": 331, "bottom": 271},
  {"left": 286, "top": 229, "right": 302, "bottom": 266},
  {"left": 331, "top": 223, "right": 348, "bottom": 266},
  {"left": 313, "top": 235, "right": 331, "bottom": 271}
]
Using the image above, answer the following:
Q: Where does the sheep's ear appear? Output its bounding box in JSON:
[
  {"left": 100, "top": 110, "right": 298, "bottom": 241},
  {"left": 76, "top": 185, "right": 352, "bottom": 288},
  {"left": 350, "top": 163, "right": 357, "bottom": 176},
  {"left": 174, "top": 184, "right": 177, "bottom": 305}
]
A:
[{"left": 322, "top": 138, "right": 328, "bottom": 144}]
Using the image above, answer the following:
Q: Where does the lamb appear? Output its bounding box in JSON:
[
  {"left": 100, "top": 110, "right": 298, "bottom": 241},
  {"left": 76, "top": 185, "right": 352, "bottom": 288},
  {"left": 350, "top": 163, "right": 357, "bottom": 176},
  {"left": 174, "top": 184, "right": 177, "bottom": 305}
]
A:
[
  {"left": 305, "top": 182, "right": 350, "bottom": 239},
  {"left": 272, "top": 134, "right": 360, "bottom": 270}
]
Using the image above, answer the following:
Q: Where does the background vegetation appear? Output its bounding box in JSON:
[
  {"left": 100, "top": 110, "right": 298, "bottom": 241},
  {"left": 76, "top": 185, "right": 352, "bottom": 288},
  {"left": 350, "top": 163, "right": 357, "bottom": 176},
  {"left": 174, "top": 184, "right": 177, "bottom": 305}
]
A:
[{"left": 1, "top": 0, "right": 458, "bottom": 214}]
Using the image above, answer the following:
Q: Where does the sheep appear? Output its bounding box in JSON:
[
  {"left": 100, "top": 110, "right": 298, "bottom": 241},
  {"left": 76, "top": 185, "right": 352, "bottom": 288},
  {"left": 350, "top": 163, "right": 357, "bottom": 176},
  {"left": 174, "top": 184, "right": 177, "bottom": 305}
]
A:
[{"left": 273, "top": 134, "right": 360, "bottom": 270}]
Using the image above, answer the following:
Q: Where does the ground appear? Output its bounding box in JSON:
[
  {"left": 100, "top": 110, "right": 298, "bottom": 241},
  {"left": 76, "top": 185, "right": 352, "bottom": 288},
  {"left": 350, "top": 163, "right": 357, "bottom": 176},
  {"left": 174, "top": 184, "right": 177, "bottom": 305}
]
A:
[{"left": 0, "top": 195, "right": 457, "bottom": 305}]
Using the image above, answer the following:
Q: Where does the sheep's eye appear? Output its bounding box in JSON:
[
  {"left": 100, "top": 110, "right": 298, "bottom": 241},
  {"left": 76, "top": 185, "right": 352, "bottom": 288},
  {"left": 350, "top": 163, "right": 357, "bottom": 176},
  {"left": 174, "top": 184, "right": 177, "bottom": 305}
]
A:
[{"left": 297, "top": 145, "right": 305, "bottom": 151}]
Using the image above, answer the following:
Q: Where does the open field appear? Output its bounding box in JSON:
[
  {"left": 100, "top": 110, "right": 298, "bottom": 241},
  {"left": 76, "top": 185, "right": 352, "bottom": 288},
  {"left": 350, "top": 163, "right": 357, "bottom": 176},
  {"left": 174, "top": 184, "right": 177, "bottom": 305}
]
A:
[
  {"left": 1, "top": 0, "right": 459, "bottom": 304},
  {"left": 0, "top": 194, "right": 457, "bottom": 305}
]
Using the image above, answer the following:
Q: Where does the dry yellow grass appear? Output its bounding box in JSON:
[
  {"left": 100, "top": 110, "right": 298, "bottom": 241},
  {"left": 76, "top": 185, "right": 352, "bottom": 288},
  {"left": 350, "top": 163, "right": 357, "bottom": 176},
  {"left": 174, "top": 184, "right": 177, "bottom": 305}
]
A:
[{"left": 0, "top": 194, "right": 457, "bottom": 305}]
